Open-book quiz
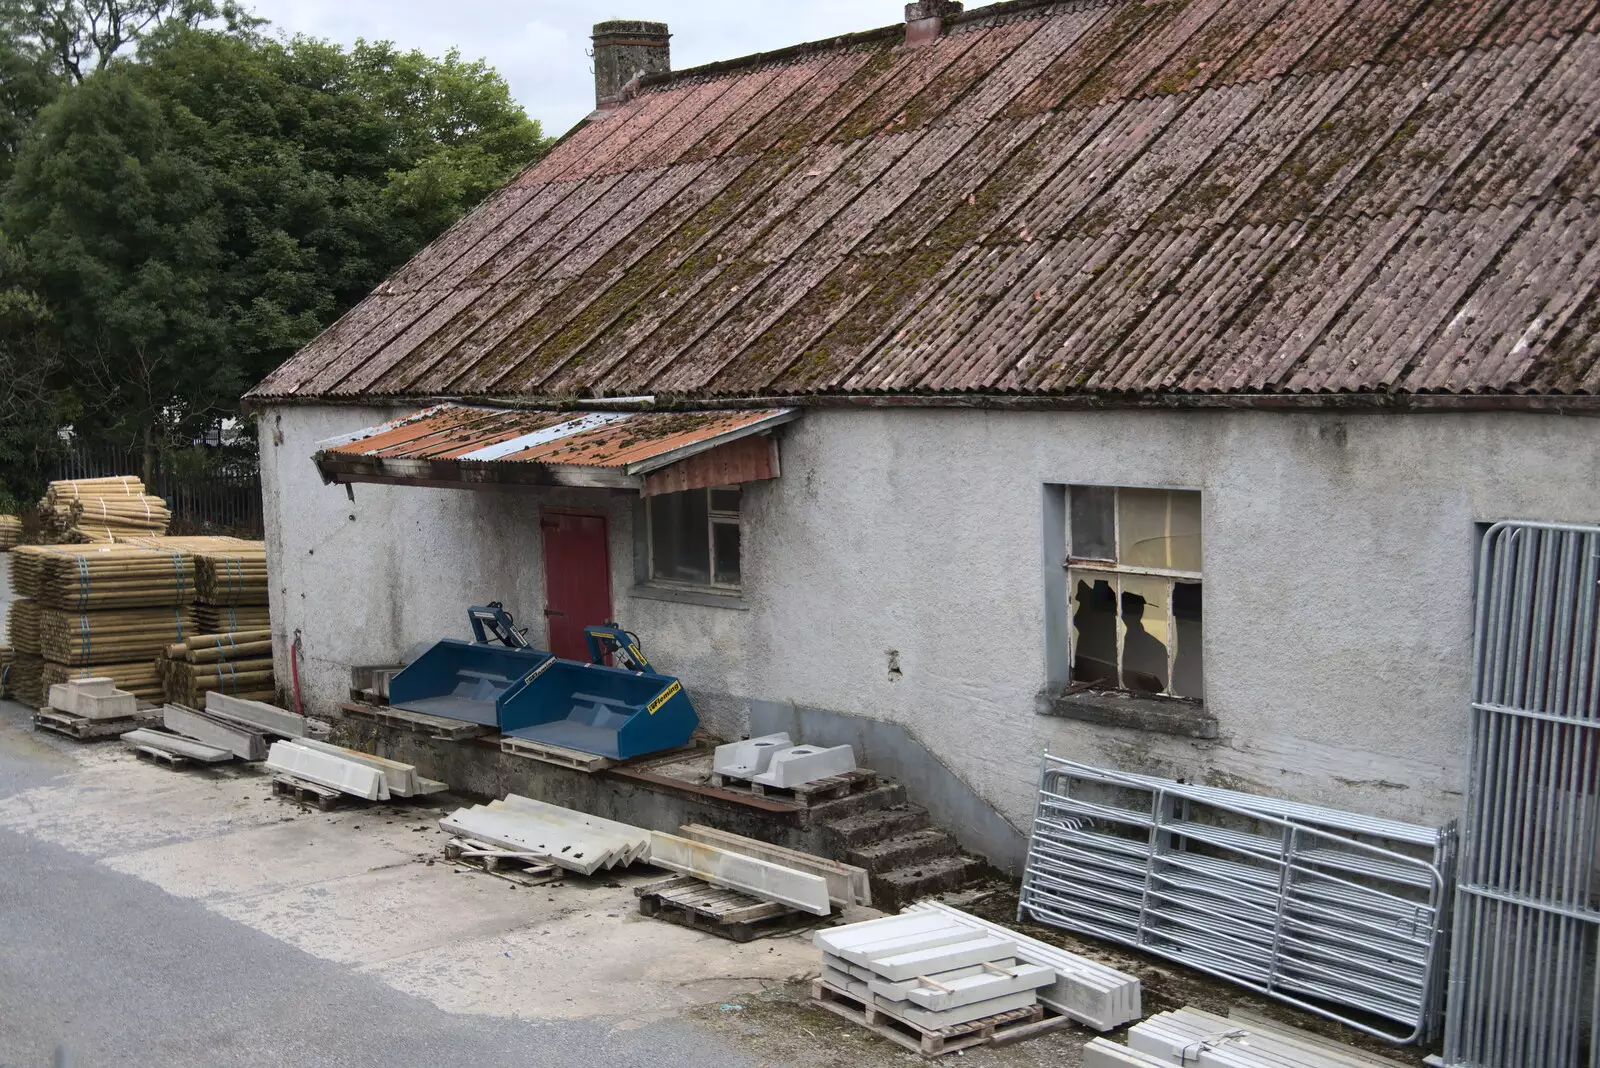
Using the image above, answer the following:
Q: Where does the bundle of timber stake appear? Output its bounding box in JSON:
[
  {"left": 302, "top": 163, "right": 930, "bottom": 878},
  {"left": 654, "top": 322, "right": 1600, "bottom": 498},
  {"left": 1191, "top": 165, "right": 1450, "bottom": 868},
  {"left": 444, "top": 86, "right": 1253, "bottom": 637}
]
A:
[
  {"left": 12, "top": 544, "right": 194, "bottom": 611},
  {"left": 159, "top": 629, "right": 275, "bottom": 705},
  {"left": 39, "top": 606, "right": 197, "bottom": 667},
  {"left": 40, "top": 477, "right": 170, "bottom": 543},
  {"left": 10, "top": 654, "right": 44, "bottom": 707},
  {"left": 0, "top": 515, "right": 20, "bottom": 551},
  {"left": 197, "top": 603, "right": 270, "bottom": 634},
  {"left": 6, "top": 599, "right": 39, "bottom": 656},
  {"left": 0, "top": 644, "right": 11, "bottom": 699},
  {"left": 117, "top": 536, "right": 266, "bottom": 606},
  {"left": 42, "top": 659, "right": 161, "bottom": 703}
]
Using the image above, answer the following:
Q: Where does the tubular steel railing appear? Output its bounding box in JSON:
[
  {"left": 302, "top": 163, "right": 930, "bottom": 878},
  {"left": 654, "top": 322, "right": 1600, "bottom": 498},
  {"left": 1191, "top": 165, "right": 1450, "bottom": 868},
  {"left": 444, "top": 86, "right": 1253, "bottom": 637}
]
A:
[
  {"left": 1020, "top": 754, "right": 1456, "bottom": 1044},
  {"left": 1445, "top": 521, "right": 1600, "bottom": 1068}
]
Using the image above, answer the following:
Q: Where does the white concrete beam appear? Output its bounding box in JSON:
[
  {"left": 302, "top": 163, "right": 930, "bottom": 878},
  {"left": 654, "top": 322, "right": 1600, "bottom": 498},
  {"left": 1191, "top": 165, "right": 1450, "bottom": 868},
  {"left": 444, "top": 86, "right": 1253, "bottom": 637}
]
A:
[{"left": 647, "top": 832, "right": 830, "bottom": 916}]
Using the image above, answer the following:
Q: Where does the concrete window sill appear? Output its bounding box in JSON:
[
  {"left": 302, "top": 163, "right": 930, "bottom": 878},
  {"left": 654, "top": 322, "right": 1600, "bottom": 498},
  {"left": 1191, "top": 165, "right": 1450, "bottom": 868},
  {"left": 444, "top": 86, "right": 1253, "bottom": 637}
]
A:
[
  {"left": 1036, "top": 687, "right": 1218, "bottom": 740},
  {"left": 628, "top": 584, "right": 749, "bottom": 611}
]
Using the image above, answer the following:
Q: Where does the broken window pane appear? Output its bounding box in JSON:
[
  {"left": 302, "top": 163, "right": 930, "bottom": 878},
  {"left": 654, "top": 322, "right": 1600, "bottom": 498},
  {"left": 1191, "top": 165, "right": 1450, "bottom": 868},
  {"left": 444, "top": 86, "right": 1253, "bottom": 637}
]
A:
[
  {"left": 1118, "top": 489, "right": 1202, "bottom": 572},
  {"left": 712, "top": 520, "right": 741, "bottom": 587},
  {"left": 650, "top": 489, "right": 710, "bottom": 584},
  {"left": 1171, "top": 581, "right": 1203, "bottom": 699},
  {"left": 1069, "top": 571, "right": 1119, "bottom": 687},
  {"left": 1119, "top": 575, "right": 1171, "bottom": 695},
  {"left": 1070, "top": 486, "right": 1116, "bottom": 561}
]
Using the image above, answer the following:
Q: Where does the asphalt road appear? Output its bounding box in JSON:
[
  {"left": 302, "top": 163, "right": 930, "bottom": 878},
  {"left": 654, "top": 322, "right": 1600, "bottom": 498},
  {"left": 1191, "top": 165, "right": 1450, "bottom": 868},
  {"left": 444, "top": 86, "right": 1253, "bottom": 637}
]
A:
[{"left": 0, "top": 702, "right": 764, "bottom": 1068}]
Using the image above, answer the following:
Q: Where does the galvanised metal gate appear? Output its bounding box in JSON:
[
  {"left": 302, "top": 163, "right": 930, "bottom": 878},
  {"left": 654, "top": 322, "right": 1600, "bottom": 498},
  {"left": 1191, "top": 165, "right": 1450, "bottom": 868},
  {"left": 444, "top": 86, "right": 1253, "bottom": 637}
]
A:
[{"left": 1446, "top": 521, "right": 1600, "bottom": 1067}]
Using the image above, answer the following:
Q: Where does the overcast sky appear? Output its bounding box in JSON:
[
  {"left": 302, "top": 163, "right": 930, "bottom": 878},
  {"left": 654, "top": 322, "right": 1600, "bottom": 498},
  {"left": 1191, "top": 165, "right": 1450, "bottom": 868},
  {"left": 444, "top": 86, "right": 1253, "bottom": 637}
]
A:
[{"left": 244, "top": 1, "right": 900, "bottom": 136}]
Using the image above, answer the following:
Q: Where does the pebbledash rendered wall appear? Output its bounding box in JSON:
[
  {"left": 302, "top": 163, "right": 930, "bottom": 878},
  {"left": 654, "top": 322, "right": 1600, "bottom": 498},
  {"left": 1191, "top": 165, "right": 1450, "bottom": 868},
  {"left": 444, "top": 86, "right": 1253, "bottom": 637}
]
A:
[{"left": 259, "top": 402, "right": 1600, "bottom": 852}]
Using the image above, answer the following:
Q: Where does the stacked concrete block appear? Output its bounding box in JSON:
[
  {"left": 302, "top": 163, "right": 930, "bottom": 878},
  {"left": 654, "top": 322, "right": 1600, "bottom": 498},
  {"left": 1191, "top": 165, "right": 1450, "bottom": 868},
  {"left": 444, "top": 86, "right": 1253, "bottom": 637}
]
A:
[
  {"left": 49, "top": 678, "right": 138, "bottom": 720},
  {"left": 816, "top": 913, "right": 1054, "bottom": 1031},
  {"left": 904, "top": 900, "right": 1142, "bottom": 1030}
]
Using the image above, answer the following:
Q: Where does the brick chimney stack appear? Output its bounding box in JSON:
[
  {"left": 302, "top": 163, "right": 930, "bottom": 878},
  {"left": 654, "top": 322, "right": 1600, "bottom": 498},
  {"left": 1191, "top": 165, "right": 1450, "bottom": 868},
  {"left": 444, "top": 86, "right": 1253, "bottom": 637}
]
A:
[
  {"left": 905, "top": 1, "right": 962, "bottom": 47},
  {"left": 592, "top": 20, "right": 671, "bottom": 108}
]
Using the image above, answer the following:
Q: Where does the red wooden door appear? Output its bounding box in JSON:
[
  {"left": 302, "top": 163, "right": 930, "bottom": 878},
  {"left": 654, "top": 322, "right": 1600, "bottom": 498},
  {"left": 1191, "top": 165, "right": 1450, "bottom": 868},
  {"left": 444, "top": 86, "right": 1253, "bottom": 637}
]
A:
[{"left": 541, "top": 511, "right": 613, "bottom": 661}]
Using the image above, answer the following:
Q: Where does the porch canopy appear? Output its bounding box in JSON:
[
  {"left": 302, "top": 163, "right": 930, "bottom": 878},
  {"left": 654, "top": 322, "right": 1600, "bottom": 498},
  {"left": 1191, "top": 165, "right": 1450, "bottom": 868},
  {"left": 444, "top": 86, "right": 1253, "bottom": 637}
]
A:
[{"left": 313, "top": 404, "right": 796, "bottom": 496}]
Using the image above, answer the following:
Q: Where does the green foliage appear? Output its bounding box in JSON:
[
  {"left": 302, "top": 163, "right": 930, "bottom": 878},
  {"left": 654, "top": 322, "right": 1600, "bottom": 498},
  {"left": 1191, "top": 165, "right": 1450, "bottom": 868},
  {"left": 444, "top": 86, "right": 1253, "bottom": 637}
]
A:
[{"left": 0, "top": 18, "right": 550, "bottom": 459}]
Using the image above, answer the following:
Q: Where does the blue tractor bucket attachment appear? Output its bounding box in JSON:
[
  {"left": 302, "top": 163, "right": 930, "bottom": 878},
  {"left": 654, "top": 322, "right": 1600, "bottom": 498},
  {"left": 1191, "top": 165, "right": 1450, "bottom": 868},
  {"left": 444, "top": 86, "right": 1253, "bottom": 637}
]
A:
[
  {"left": 500, "top": 660, "right": 698, "bottom": 760},
  {"left": 388, "top": 640, "right": 555, "bottom": 726}
]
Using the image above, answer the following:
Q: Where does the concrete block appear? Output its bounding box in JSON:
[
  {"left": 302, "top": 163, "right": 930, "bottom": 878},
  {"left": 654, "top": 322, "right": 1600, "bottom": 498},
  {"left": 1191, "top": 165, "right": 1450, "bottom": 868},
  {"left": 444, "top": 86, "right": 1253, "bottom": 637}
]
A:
[
  {"left": 681, "top": 824, "right": 871, "bottom": 907},
  {"left": 121, "top": 729, "right": 234, "bottom": 763},
  {"left": 712, "top": 733, "right": 791, "bottom": 779},
  {"left": 648, "top": 832, "right": 831, "bottom": 916},
  {"left": 833, "top": 925, "right": 983, "bottom": 969},
  {"left": 206, "top": 692, "right": 307, "bottom": 738},
  {"left": 750, "top": 744, "right": 856, "bottom": 788},
  {"left": 867, "top": 935, "right": 1018, "bottom": 983},
  {"left": 266, "top": 741, "right": 389, "bottom": 800},
  {"left": 164, "top": 704, "right": 268, "bottom": 762},
  {"left": 877, "top": 988, "right": 1036, "bottom": 1029},
  {"left": 75, "top": 691, "right": 139, "bottom": 720}
]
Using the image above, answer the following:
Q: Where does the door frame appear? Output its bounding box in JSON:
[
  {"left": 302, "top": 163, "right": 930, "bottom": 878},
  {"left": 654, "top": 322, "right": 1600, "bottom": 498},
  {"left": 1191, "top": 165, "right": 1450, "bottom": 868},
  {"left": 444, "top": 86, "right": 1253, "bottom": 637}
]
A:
[{"left": 539, "top": 507, "right": 615, "bottom": 655}]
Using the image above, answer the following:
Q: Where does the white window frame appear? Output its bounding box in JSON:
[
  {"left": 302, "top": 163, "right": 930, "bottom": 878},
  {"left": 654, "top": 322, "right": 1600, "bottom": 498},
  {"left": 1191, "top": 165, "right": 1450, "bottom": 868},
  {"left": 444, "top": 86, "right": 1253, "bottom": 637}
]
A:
[
  {"left": 646, "top": 485, "right": 742, "bottom": 593},
  {"left": 1066, "top": 485, "right": 1203, "bottom": 700}
]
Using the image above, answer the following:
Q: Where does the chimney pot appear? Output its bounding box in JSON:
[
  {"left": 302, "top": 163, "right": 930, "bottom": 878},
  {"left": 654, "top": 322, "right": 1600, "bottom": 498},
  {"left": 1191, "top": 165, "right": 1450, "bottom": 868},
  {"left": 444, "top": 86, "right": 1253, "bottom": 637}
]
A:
[
  {"left": 592, "top": 20, "right": 671, "bottom": 109},
  {"left": 905, "top": 1, "right": 962, "bottom": 47}
]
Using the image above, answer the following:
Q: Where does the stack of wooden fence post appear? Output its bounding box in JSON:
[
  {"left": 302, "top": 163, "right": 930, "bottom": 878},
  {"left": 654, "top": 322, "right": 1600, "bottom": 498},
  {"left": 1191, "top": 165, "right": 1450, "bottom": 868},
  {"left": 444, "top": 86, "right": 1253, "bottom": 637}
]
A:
[
  {"left": 8, "top": 544, "right": 196, "bottom": 705},
  {"left": 38, "top": 477, "right": 171, "bottom": 544},
  {"left": 118, "top": 536, "right": 274, "bottom": 704},
  {"left": 0, "top": 516, "right": 17, "bottom": 700}
]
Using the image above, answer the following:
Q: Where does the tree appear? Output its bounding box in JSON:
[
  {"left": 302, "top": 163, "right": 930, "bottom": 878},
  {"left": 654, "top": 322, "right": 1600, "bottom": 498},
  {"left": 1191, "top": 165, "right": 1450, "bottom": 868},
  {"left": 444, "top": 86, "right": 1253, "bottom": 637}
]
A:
[{"left": 4, "top": 25, "right": 550, "bottom": 473}]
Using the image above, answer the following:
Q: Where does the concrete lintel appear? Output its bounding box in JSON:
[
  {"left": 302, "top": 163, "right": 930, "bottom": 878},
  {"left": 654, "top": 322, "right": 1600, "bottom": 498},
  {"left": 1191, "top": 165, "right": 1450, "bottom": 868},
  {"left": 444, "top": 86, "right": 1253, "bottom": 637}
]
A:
[
  {"left": 266, "top": 741, "right": 389, "bottom": 800},
  {"left": 206, "top": 693, "right": 307, "bottom": 739},
  {"left": 164, "top": 705, "right": 268, "bottom": 762}
]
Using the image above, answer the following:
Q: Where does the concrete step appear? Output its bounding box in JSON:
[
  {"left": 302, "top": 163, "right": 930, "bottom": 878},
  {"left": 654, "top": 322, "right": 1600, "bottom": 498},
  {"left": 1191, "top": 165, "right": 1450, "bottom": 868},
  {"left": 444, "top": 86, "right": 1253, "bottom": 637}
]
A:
[
  {"left": 846, "top": 828, "right": 960, "bottom": 871},
  {"left": 821, "top": 804, "right": 931, "bottom": 851},
  {"left": 807, "top": 782, "right": 908, "bottom": 821},
  {"left": 869, "top": 854, "right": 990, "bottom": 912}
]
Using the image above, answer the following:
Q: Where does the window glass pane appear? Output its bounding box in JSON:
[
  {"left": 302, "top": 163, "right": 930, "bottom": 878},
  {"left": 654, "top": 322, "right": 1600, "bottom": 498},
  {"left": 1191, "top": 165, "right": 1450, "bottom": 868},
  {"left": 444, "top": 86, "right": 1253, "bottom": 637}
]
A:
[
  {"left": 1172, "top": 581, "right": 1203, "bottom": 699},
  {"left": 1118, "top": 488, "right": 1202, "bottom": 571},
  {"left": 709, "top": 486, "right": 742, "bottom": 514},
  {"left": 1069, "top": 486, "right": 1116, "bottom": 561},
  {"left": 712, "top": 520, "right": 741, "bottom": 587},
  {"left": 1119, "top": 575, "right": 1171, "bottom": 695},
  {"left": 650, "top": 490, "right": 710, "bottom": 584},
  {"left": 1069, "top": 570, "right": 1119, "bottom": 687}
]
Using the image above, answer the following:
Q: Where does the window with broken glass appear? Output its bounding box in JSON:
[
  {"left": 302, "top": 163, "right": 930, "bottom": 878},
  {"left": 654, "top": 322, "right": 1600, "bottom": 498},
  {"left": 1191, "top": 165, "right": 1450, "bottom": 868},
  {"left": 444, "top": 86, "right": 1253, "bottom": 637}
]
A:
[
  {"left": 647, "top": 486, "right": 742, "bottom": 591},
  {"left": 1067, "top": 486, "right": 1203, "bottom": 700}
]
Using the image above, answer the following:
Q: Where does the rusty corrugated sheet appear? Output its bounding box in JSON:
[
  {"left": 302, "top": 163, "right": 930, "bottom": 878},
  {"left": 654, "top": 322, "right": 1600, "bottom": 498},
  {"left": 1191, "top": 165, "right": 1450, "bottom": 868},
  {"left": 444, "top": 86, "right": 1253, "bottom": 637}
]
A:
[
  {"left": 320, "top": 405, "right": 793, "bottom": 469},
  {"left": 250, "top": 0, "right": 1600, "bottom": 405}
]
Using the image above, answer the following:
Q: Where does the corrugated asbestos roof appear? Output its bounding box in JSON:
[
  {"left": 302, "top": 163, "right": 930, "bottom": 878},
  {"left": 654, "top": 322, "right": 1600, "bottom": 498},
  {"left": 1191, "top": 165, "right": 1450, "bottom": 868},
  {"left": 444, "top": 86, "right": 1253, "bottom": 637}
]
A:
[
  {"left": 250, "top": 0, "right": 1600, "bottom": 405},
  {"left": 316, "top": 405, "right": 794, "bottom": 471}
]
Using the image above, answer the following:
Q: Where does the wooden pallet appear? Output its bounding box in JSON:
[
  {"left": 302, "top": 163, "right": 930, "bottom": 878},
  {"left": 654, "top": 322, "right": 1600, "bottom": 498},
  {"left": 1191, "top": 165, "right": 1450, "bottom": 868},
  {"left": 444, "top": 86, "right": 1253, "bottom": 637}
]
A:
[
  {"left": 810, "top": 979, "right": 1068, "bottom": 1058},
  {"left": 710, "top": 767, "right": 878, "bottom": 806},
  {"left": 33, "top": 708, "right": 161, "bottom": 740},
  {"left": 635, "top": 875, "right": 818, "bottom": 942},
  {"left": 500, "top": 735, "right": 616, "bottom": 773},
  {"left": 339, "top": 701, "right": 489, "bottom": 742},
  {"left": 131, "top": 744, "right": 191, "bottom": 768},
  {"left": 444, "top": 837, "right": 563, "bottom": 887},
  {"left": 271, "top": 774, "right": 347, "bottom": 811}
]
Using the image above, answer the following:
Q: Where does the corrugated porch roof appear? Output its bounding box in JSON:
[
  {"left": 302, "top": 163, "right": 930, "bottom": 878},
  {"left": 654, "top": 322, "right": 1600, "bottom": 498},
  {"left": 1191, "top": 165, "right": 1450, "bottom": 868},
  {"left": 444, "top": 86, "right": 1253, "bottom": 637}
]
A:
[{"left": 314, "top": 405, "right": 796, "bottom": 491}]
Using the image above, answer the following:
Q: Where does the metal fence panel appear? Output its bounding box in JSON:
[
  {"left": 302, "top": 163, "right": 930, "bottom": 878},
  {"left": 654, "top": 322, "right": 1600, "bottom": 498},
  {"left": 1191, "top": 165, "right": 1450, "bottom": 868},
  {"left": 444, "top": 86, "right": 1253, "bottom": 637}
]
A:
[
  {"left": 1445, "top": 521, "right": 1600, "bottom": 1068},
  {"left": 1020, "top": 754, "right": 1456, "bottom": 1045}
]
